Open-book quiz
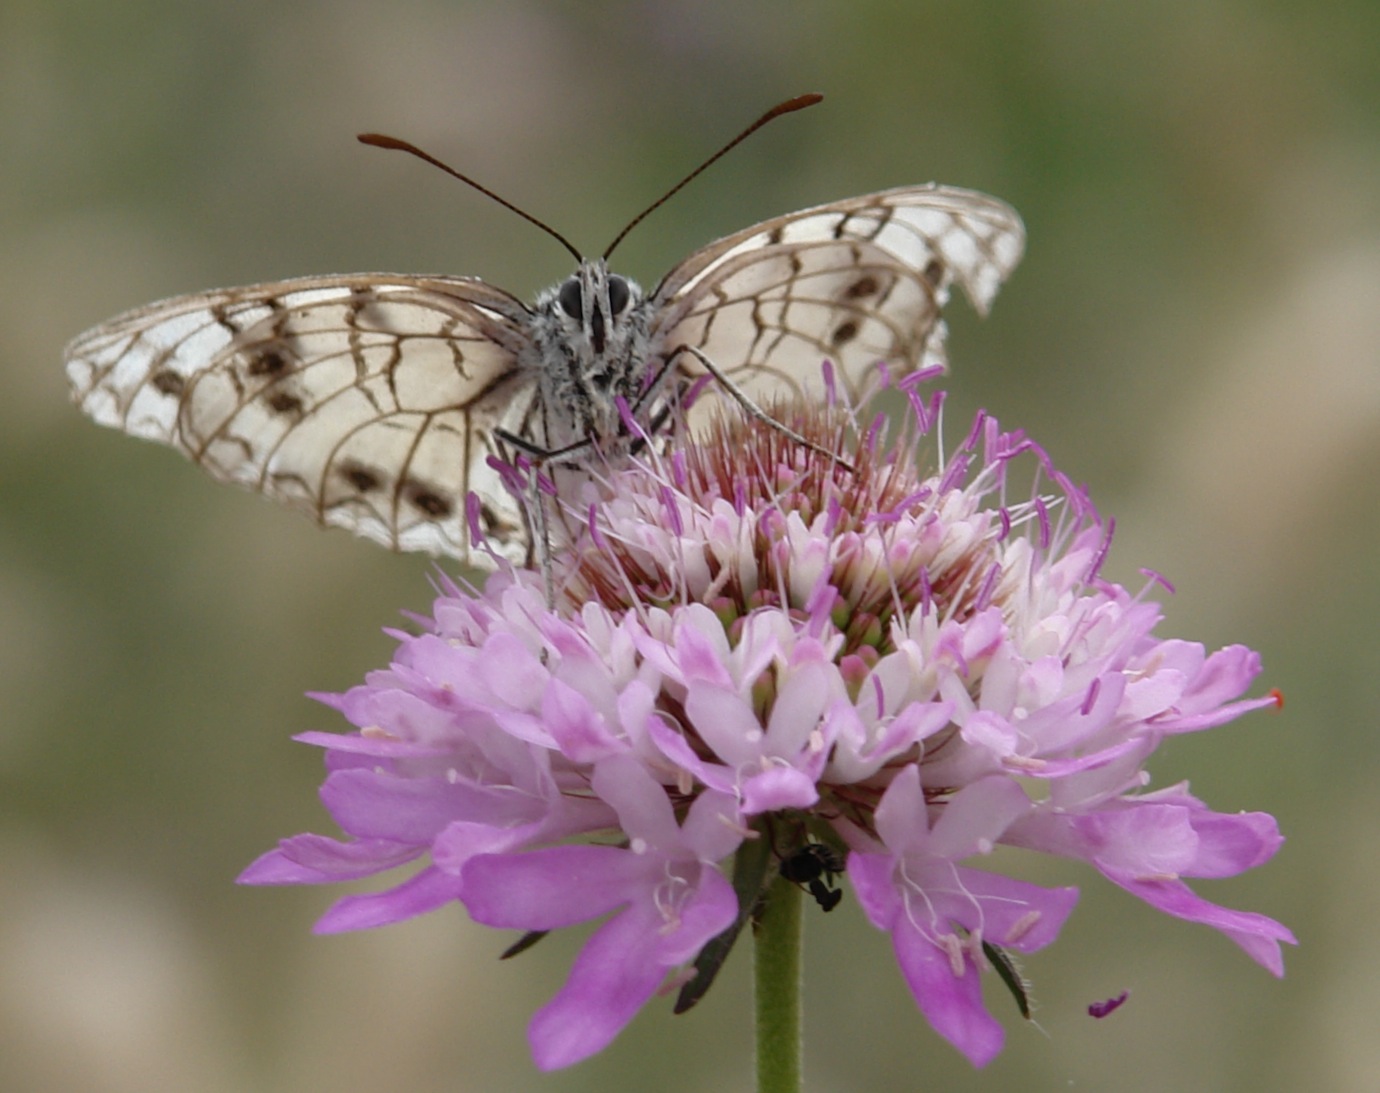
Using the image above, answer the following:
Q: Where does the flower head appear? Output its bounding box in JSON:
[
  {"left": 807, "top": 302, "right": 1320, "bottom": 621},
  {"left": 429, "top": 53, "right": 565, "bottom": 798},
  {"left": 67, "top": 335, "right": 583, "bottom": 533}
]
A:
[{"left": 241, "top": 373, "right": 1292, "bottom": 1068}]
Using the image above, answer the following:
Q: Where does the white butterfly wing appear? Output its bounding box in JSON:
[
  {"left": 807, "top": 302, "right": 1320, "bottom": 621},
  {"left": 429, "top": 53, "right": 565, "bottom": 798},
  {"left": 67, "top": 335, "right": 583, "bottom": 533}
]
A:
[
  {"left": 65, "top": 275, "right": 537, "bottom": 564},
  {"left": 649, "top": 185, "right": 1024, "bottom": 414}
]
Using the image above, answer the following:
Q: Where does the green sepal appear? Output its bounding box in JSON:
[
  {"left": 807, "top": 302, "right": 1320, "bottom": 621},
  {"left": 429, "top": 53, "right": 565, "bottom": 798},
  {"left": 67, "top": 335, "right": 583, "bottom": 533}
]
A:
[{"left": 674, "top": 829, "right": 775, "bottom": 1014}]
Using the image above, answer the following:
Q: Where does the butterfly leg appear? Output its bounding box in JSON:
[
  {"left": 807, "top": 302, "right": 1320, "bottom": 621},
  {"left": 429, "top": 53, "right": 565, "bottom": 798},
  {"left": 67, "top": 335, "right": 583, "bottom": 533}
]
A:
[
  {"left": 658, "top": 345, "right": 856, "bottom": 473},
  {"left": 494, "top": 427, "right": 605, "bottom": 467},
  {"left": 491, "top": 429, "right": 562, "bottom": 606},
  {"left": 528, "top": 471, "right": 557, "bottom": 609},
  {"left": 492, "top": 427, "right": 633, "bottom": 608}
]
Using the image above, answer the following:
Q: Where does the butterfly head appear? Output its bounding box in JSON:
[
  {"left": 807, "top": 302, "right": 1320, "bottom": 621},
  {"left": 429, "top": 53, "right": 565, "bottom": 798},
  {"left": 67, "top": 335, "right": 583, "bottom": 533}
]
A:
[
  {"left": 547, "top": 259, "right": 643, "bottom": 355},
  {"left": 533, "top": 259, "right": 654, "bottom": 439}
]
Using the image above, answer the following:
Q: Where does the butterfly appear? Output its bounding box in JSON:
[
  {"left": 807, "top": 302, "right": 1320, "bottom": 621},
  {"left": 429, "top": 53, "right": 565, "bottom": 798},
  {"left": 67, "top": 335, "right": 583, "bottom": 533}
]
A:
[{"left": 64, "top": 95, "right": 1024, "bottom": 568}]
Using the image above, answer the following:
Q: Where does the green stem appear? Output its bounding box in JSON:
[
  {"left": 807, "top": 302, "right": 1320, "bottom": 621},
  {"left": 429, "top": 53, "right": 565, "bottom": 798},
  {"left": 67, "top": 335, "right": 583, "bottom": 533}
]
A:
[{"left": 754, "top": 874, "right": 803, "bottom": 1093}]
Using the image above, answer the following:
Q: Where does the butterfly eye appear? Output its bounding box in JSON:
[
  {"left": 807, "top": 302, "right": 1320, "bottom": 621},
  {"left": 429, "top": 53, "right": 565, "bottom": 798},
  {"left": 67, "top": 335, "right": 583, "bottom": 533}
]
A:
[
  {"left": 607, "top": 275, "right": 630, "bottom": 315},
  {"left": 558, "top": 279, "right": 583, "bottom": 318}
]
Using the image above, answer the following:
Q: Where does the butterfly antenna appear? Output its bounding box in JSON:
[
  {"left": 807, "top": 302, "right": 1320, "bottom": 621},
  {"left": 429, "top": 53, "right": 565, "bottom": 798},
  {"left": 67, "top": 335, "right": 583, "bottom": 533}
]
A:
[
  {"left": 358, "top": 132, "right": 584, "bottom": 263},
  {"left": 601, "top": 92, "right": 823, "bottom": 260}
]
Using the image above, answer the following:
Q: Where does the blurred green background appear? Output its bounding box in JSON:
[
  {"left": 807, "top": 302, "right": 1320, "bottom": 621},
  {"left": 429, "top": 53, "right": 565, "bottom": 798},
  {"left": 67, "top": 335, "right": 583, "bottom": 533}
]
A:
[{"left": 4, "top": 2, "right": 1377, "bottom": 1090}]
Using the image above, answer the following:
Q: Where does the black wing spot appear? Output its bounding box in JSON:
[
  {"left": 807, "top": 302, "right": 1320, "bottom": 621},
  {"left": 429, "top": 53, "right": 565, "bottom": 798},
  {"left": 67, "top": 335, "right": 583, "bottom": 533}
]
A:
[
  {"left": 478, "top": 502, "right": 518, "bottom": 537},
  {"left": 338, "top": 462, "right": 384, "bottom": 494},
  {"left": 830, "top": 319, "right": 859, "bottom": 347},
  {"left": 267, "top": 391, "right": 305, "bottom": 417},
  {"left": 151, "top": 370, "right": 185, "bottom": 396},
  {"left": 922, "top": 258, "right": 945, "bottom": 289},
  {"left": 345, "top": 290, "right": 386, "bottom": 329},
  {"left": 405, "top": 480, "right": 454, "bottom": 518},
  {"left": 767, "top": 225, "right": 785, "bottom": 245},
  {"left": 843, "top": 275, "right": 880, "bottom": 299},
  {"left": 247, "top": 348, "right": 290, "bottom": 377},
  {"left": 839, "top": 276, "right": 872, "bottom": 300},
  {"left": 211, "top": 302, "right": 242, "bottom": 336}
]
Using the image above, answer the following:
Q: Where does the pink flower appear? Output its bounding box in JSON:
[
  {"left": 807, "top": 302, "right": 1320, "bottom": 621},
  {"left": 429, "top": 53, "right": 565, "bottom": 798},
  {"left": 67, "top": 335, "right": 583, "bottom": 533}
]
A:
[
  {"left": 241, "top": 375, "right": 1292, "bottom": 1068},
  {"left": 849, "top": 769, "right": 1078, "bottom": 1066},
  {"left": 463, "top": 757, "right": 740, "bottom": 1069}
]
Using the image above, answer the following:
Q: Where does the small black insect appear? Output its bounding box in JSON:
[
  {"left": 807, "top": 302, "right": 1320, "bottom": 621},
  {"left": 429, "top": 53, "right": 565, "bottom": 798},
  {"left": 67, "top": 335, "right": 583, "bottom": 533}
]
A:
[{"left": 779, "top": 842, "right": 846, "bottom": 912}]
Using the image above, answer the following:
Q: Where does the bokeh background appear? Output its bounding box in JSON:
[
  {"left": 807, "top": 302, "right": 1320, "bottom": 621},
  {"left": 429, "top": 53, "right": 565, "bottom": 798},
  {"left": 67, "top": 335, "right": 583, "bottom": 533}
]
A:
[{"left": 4, "top": 2, "right": 1377, "bottom": 1090}]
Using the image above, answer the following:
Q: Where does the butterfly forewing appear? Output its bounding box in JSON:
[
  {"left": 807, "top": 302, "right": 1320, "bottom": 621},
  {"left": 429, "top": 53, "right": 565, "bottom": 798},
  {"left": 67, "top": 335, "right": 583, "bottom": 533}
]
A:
[
  {"left": 652, "top": 185, "right": 1024, "bottom": 417},
  {"left": 65, "top": 275, "right": 537, "bottom": 563}
]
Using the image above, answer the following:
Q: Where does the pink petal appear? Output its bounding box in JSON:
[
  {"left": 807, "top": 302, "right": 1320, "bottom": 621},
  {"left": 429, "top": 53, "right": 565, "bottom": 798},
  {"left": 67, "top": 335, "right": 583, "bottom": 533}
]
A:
[
  {"left": 891, "top": 922, "right": 1004, "bottom": 1067},
  {"left": 313, "top": 866, "right": 464, "bottom": 932},
  {"left": 238, "top": 834, "right": 420, "bottom": 884}
]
